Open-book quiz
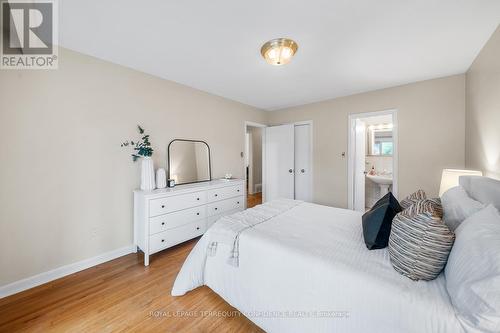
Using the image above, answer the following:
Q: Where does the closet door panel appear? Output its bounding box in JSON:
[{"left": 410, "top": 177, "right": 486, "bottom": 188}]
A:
[
  {"left": 265, "top": 124, "right": 295, "bottom": 201},
  {"left": 294, "top": 124, "right": 312, "bottom": 202}
]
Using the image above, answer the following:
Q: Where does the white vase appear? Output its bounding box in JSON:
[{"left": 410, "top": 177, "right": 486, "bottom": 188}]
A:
[
  {"left": 156, "top": 168, "right": 167, "bottom": 189},
  {"left": 140, "top": 157, "right": 155, "bottom": 191}
]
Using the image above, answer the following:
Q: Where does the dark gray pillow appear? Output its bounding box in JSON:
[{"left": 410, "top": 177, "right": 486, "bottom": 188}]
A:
[
  {"left": 389, "top": 198, "right": 455, "bottom": 281},
  {"left": 362, "top": 192, "right": 402, "bottom": 250}
]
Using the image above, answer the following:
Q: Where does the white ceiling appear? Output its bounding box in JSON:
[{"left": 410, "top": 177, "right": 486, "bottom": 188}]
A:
[{"left": 59, "top": 1, "right": 500, "bottom": 110}]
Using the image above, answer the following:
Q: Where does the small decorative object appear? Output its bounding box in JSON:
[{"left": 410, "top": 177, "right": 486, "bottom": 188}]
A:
[
  {"left": 156, "top": 168, "right": 167, "bottom": 189},
  {"left": 224, "top": 173, "right": 233, "bottom": 180},
  {"left": 121, "top": 125, "right": 155, "bottom": 190},
  {"left": 141, "top": 157, "right": 155, "bottom": 190},
  {"left": 167, "top": 179, "right": 176, "bottom": 188}
]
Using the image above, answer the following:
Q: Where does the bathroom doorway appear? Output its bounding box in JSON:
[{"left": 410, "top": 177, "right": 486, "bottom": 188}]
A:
[
  {"left": 245, "top": 122, "right": 265, "bottom": 208},
  {"left": 348, "top": 110, "right": 399, "bottom": 212}
]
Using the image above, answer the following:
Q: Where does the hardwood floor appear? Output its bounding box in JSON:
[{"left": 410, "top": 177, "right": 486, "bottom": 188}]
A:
[
  {"left": 247, "top": 192, "right": 262, "bottom": 208},
  {"left": 0, "top": 240, "right": 264, "bottom": 333}
]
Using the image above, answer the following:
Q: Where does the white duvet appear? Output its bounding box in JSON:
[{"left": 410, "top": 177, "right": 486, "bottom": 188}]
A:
[{"left": 172, "top": 202, "right": 464, "bottom": 333}]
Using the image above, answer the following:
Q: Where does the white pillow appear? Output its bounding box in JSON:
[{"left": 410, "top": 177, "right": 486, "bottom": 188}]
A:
[
  {"left": 441, "top": 186, "right": 484, "bottom": 231},
  {"left": 445, "top": 204, "right": 500, "bottom": 333}
]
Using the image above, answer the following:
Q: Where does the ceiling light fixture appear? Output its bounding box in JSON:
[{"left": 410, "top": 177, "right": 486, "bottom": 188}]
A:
[{"left": 260, "top": 38, "right": 298, "bottom": 66}]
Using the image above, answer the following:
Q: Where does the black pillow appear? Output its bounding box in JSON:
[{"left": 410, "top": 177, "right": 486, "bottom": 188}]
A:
[{"left": 362, "top": 192, "right": 402, "bottom": 250}]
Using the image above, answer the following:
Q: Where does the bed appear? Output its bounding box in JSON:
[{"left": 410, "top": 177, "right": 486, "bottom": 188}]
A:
[{"left": 172, "top": 177, "right": 500, "bottom": 333}]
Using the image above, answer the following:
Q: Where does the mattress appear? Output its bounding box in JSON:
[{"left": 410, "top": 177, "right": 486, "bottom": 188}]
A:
[{"left": 172, "top": 202, "right": 464, "bottom": 333}]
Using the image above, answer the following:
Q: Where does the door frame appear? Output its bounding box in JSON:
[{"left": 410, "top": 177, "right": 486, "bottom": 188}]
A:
[
  {"left": 347, "top": 109, "right": 399, "bottom": 210},
  {"left": 246, "top": 131, "right": 254, "bottom": 194},
  {"left": 244, "top": 121, "right": 267, "bottom": 207}
]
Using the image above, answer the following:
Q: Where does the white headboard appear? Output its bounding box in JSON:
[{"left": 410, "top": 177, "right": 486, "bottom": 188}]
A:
[{"left": 459, "top": 176, "right": 500, "bottom": 211}]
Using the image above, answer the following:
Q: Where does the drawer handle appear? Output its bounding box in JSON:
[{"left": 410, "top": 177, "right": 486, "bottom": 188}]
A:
[
  {"left": 161, "top": 205, "right": 165, "bottom": 208},
  {"left": 161, "top": 239, "right": 165, "bottom": 243},
  {"left": 161, "top": 222, "right": 165, "bottom": 225},
  {"left": 196, "top": 212, "right": 200, "bottom": 216},
  {"left": 196, "top": 198, "right": 200, "bottom": 201},
  {"left": 215, "top": 207, "right": 218, "bottom": 210},
  {"left": 196, "top": 227, "right": 200, "bottom": 230},
  {"left": 237, "top": 201, "right": 240, "bottom": 204},
  {"left": 237, "top": 189, "right": 240, "bottom": 192},
  {"left": 214, "top": 194, "right": 218, "bottom": 197}
]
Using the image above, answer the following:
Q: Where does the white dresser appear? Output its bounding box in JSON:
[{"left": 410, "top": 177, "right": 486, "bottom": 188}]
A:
[{"left": 133, "top": 179, "right": 245, "bottom": 265}]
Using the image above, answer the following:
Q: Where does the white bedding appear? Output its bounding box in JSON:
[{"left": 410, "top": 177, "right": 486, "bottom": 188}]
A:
[{"left": 172, "top": 202, "right": 464, "bottom": 333}]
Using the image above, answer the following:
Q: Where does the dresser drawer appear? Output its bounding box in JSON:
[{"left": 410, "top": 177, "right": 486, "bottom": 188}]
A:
[
  {"left": 207, "top": 196, "right": 244, "bottom": 217},
  {"left": 149, "top": 191, "right": 206, "bottom": 217},
  {"left": 149, "top": 206, "right": 207, "bottom": 235},
  {"left": 206, "top": 208, "right": 242, "bottom": 229},
  {"left": 207, "top": 184, "right": 244, "bottom": 203},
  {"left": 149, "top": 221, "right": 205, "bottom": 254}
]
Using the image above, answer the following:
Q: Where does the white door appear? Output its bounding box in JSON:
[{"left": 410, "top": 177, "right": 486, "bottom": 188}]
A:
[
  {"left": 354, "top": 119, "right": 366, "bottom": 212},
  {"left": 265, "top": 124, "right": 295, "bottom": 201},
  {"left": 294, "top": 124, "right": 312, "bottom": 202}
]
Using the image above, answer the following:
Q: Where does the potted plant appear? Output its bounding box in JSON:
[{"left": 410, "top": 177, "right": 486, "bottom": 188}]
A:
[{"left": 121, "top": 125, "right": 155, "bottom": 190}]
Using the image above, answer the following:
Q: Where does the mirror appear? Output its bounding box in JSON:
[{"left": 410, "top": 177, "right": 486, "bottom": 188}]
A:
[
  {"left": 368, "top": 127, "right": 393, "bottom": 156},
  {"left": 168, "top": 139, "right": 211, "bottom": 185}
]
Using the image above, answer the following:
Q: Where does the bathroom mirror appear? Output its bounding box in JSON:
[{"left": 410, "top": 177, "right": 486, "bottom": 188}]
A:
[
  {"left": 368, "top": 128, "right": 393, "bottom": 156},
  {"left": 167, "top": 139, "right": 211, "bottom": 185}
]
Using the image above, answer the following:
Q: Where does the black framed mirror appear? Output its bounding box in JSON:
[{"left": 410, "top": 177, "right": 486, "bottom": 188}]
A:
[{"left": 167, "top": 139, "right": 211, "bottom": 185}]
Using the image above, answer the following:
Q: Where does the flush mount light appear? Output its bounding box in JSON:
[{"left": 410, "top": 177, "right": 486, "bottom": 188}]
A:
[{"left": 260, "top": 38, "right": 298, "bottom": 66}]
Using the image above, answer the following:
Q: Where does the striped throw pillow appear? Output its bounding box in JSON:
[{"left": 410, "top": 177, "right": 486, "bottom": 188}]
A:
[
  {"left": 399, "top": 189, "right": 427, "bottom": 209},
  {"left": 389, "top": 198, "right": 455, "bottom": 281}
]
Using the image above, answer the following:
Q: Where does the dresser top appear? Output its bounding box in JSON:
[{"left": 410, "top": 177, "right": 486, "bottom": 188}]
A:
[{"left": 134, "top": 178, "right": 244, "bottom": 199}]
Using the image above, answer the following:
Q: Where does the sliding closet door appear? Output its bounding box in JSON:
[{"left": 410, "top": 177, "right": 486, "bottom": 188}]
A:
[
  {"left": 265, "top": 124, "right": 295, "bottom": 201},
  {"left": 294, "top": 124, "right": 312, "bottom": 202}
]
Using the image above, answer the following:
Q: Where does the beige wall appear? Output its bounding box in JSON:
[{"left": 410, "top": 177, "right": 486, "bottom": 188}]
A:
[
  {"left": 465, "top": 26, "right": 500, "bottom": 179},
  {"left": 268, "top": 75, "right": 466, "bottom": 207},
  {"left": 0, "top": 48, "right": 470, "bottom": 288},
  {"left": 0, "top": 48, "right": 266, "bottom": 286}
]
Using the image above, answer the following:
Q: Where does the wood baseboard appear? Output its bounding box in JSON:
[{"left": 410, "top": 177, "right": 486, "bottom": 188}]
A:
[{"left": 0, "top": 245, "right": 135, "bottom": 298}]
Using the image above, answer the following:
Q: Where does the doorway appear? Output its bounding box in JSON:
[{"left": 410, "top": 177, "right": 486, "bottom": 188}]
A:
[
  {"left": 348, "top": 110, "right": 398, "bottom": 212},
  {"left": 245, "top": 122, "right": 265, "bottom": 208}
]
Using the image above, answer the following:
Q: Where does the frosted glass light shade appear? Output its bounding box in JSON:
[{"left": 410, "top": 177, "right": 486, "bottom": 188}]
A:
[
  {"left": 261, "top": 38, "right": 298, "bottom": 66},
  {"left": 439, "top": 169, "right": 483, "bottom": 197}
]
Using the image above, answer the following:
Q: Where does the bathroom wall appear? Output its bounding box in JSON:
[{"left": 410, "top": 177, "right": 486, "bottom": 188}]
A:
[
  {"left": 365, "top": 156, "right": 393, "bottom": 174},
  {"left": 365, "top": 123, "right": 393, "bottom": 209}
]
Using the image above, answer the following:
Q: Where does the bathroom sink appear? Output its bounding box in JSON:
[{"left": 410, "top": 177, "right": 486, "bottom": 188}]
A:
[
  {"left": 366, "top": 174, "right": 393, "bottom": 196},
  {"left": 366, "top": 174, "right": 392, "bottom": 185}
]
